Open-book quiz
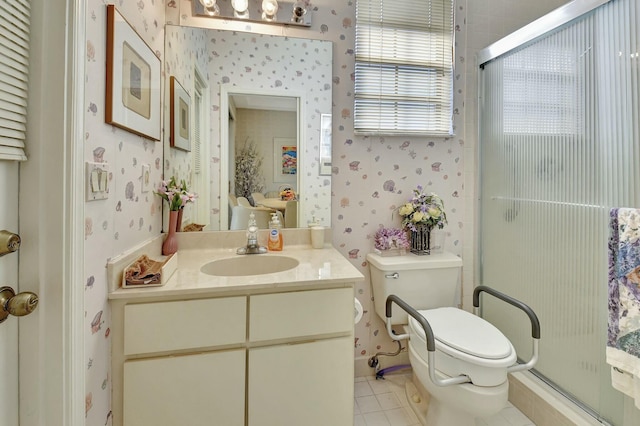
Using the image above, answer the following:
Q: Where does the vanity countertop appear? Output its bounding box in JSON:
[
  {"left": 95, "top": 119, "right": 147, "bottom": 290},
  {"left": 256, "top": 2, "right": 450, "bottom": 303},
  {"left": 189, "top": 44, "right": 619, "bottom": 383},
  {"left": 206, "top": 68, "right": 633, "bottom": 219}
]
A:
[{"left": 108, "top": 232, "right": 364, "bottom": 301}]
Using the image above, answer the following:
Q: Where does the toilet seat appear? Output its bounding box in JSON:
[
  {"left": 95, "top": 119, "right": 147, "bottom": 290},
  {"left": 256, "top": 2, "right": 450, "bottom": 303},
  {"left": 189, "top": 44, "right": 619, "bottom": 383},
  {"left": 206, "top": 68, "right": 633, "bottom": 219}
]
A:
[{"left": 408, "top": 307, "right": 516, "bottom": 368}]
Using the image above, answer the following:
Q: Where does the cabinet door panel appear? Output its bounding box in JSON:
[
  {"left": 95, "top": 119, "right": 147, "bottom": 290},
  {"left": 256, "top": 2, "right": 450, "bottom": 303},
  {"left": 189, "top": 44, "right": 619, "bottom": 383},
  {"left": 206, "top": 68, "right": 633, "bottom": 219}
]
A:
[
  {"left": 248, "top": 337, "right": 353, "bottom": 425},
  {"left": 124, "top": 296, "right": 246, "bottom": 355},
  {"left": 124, "top": 350, "right": 245, "bottom": 426},
  {"left": 250, "top": 288, "right": 353, "bottom": 342}
]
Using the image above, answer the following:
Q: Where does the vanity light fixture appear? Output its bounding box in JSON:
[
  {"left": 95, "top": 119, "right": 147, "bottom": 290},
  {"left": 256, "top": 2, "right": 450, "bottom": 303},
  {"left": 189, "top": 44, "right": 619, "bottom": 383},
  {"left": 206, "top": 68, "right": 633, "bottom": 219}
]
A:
[
  {"left": 262, "top": 0, "right": 278, "bottom": 21},
  {"left": 231, "top": 0, "right": 250, "bottom": 19},
  {"left": 191, "top": 0, "right": 311, "bottom": 27}
]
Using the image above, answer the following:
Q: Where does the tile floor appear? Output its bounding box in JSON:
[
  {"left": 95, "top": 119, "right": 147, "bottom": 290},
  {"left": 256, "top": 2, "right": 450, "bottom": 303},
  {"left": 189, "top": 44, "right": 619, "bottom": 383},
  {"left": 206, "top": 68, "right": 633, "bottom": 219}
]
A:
[{"left": 354, "top": 372, "right": 536, "bottom": 426}]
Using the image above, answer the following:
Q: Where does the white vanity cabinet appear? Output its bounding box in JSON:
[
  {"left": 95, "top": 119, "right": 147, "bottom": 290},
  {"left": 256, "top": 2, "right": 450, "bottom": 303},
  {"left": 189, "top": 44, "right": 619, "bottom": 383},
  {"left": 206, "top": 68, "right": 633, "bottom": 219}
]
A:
[
  {"left": 248, "top": 338, "right": 353, "bottom": 425},
  {"left": 248, "top": 288, "right": 355, "bottom": 426},
  {"left": 110, "top": 286, "right": 355, "bottom": 426},
  {"left": 111, "top": 296, "right": 248, "bottom": 426}
]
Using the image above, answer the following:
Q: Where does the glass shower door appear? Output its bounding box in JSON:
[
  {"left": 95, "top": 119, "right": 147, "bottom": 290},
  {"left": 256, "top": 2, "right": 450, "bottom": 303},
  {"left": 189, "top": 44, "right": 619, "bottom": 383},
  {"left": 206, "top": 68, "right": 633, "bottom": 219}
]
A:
[{"left": 478, "top": 0, "right": 640, "bottom": 422}]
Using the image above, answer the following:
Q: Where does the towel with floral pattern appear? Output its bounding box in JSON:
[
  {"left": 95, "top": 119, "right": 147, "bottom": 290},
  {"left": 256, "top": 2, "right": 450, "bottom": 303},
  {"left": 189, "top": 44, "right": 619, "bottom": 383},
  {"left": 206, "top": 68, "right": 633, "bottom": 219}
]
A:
[{"left": 607, "top": 207, "right": 640, "bottom": 408}]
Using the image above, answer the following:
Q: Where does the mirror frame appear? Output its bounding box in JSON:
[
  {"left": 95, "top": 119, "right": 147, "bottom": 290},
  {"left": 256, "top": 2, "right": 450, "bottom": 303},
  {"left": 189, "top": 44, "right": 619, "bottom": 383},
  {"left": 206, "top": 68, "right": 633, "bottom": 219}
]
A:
[{"left": 220, "top": 84, "right": 306, "bottom": 230}]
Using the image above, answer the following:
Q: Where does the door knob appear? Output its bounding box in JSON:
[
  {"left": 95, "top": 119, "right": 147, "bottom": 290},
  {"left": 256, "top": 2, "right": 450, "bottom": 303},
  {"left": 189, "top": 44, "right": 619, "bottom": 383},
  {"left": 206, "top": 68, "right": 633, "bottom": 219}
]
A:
[
  {"left": 0, "top": 230, "right": 20, "bottom": 257},
  {"left": 0, "top": 286, "right": 38, "bottom": 323}
]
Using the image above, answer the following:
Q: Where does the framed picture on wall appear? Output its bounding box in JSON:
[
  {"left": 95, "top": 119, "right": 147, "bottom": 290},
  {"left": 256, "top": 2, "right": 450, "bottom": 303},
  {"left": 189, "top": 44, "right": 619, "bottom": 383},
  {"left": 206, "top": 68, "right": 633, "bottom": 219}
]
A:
[
  {"left": 273, "top": 137, "right": 297, "bottom": 183},
  {"left": 105, "top": 5, "right": 161, "bottom": 141},
  {"left": 170, "top": 76, "right": 191, "bottom": 151}
]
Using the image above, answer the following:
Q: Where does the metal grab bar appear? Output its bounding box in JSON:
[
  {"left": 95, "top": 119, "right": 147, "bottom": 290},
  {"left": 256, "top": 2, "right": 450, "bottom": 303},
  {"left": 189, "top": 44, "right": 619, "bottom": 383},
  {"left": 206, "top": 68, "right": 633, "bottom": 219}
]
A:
[
  {"left": 385, "top": 295, "right": 471, "bottom": 387},
  {"left": 473, "top": 285, "right": 541, "bottom": 373}
]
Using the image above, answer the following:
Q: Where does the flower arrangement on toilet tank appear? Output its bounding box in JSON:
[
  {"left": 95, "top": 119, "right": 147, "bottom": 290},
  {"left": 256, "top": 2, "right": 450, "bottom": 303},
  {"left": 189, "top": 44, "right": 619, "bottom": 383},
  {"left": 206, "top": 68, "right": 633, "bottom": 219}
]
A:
[{"left": 398, "top": 186, "right": 447, "bottom": 232}]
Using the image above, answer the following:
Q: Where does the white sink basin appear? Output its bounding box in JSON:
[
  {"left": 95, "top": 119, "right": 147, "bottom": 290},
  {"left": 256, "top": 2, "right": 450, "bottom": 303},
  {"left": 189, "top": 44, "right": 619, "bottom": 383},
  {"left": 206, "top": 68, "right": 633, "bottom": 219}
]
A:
[{"left": 200, "top": 255, "right": 299, "bottom": 276}]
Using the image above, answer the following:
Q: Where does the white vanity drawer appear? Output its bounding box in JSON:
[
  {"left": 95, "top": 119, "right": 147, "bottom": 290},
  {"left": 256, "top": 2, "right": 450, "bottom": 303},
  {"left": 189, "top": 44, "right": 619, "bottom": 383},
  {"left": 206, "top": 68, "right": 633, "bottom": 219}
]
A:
[
  {"left": 249, "top": 287, "right": 353, "bottom": 342},
  {"left": 124, "top": 296, "right": 246, "bottom": 355}
]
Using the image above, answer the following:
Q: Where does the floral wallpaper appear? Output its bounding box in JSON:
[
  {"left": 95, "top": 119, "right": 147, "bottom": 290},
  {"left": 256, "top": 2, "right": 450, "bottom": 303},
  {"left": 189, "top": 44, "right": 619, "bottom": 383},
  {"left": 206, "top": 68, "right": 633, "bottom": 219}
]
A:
[
  {"left": 84, "top": 1, "right": 165, "bottom": 424},
  {"left": 82, "top": 0, "right": 568, "bottom": 424}
]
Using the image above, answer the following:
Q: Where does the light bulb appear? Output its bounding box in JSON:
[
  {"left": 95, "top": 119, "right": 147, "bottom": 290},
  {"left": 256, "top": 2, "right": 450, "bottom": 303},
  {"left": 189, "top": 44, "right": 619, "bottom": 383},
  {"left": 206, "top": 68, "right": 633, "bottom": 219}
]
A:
[
  {"left": 231, "top": 0, "right": 248, "bottom": 13},
  {"left": 262, "top": 0, "right": 278, "bottom": 21},
  {"left": 205, "top": 3, "right": 220, "bottom": 16}
]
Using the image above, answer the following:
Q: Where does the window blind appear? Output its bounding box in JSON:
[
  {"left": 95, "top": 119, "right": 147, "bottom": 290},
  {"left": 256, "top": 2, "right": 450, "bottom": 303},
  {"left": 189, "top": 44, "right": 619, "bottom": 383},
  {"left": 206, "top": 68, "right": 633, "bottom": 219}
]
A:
[
  {"left": 354, "top": 0, "right": 454, "bottom": 136},
  {"left": 0, "top": 0, "right": 30, "bottom": 161}
]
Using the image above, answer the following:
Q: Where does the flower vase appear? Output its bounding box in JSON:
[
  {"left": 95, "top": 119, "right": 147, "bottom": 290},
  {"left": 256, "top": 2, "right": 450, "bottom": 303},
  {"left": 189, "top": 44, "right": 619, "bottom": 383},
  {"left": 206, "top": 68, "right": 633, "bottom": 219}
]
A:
[
  {"left": 176, "top": 208, "right": 184, "bottom": 232},
  {"left": 162, "top": 211, "right": 179, "bottom": 255},
  {"left": 410, "top": 225, "right": 431, "bottom": 255}
]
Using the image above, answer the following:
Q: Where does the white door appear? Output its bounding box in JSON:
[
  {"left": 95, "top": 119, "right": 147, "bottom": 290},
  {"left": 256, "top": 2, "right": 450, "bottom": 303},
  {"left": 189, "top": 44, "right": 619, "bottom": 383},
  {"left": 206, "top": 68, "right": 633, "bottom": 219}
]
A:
[
  {"left": 0, "top": 161, "right": 20, "bottom": 425},
  {"left": 0, "top": 0, "right": 86, "bottom": 425}
]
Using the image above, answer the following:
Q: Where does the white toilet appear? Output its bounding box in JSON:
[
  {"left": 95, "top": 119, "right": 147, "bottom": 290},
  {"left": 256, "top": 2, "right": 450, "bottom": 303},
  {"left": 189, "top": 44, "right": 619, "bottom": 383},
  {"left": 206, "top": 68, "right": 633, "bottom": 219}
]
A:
[{"left": 367, "top": 251, "right": 538, "bottom": 426}]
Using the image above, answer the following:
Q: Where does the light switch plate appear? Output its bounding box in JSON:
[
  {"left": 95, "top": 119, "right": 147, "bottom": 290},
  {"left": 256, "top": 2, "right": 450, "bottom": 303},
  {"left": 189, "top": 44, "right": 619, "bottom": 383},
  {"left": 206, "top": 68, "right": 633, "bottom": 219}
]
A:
[
  {"left": 86, "top": 162, "right": 110, "bottom": 201},
  {"left": 141, "top": 164, "right": 151, "bottom": 193}
]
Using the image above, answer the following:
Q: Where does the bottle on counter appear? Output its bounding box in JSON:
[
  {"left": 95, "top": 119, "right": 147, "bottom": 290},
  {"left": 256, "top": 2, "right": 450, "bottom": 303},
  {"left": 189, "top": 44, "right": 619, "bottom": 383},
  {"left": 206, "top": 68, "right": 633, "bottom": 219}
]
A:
[
  {"left": 268, "top": 213, "right": 283, "bottom": 251},
  {"left": 309, "top": 217, "right": 325, "bottom": 249}
]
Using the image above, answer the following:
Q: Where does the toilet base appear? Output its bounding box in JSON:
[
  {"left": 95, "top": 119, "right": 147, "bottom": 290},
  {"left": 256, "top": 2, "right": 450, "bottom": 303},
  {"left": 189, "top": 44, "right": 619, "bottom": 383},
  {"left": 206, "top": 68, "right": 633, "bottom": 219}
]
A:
[
  {"left": 407, "top": 343, "right": 509, "bottom": 425},
  {"left": 424, "top": 395, "right": 476, "bottom": 426},
  {"left": 405, "top": 380, "right": 428, "bottom": 425},
  {"left": 405, "top": 378, "right": 477, "bottom": 426}
]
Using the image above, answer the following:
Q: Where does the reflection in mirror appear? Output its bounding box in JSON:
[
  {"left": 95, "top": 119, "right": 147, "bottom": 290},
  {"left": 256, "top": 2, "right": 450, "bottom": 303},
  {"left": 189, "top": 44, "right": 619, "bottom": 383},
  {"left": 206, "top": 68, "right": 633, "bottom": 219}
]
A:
[
  {"left": 221, "top": 88, "right": 303, "bottom": 230},
  {"left": 164, "top": 25, "right": 333, "bottom": 231}
]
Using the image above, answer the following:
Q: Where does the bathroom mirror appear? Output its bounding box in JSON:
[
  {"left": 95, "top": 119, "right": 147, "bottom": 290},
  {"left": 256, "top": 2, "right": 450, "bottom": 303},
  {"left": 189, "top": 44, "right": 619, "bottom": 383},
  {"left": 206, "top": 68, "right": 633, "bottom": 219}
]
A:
[{"left": 164, "top": 25, "right": 333, "bottom": 230}]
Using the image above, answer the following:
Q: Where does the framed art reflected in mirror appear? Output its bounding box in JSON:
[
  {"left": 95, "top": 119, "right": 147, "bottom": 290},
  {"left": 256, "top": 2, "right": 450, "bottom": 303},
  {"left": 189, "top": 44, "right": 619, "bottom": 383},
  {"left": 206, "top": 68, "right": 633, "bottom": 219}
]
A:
[
  {"left": 170, "top": 76, "right": 191, "bottom": 151},
  {"left": 105, "top": 5, "right": 161, "bottom": 141},
  {"left": 273, "top": 137, "right": 297, "bottom": 183}
]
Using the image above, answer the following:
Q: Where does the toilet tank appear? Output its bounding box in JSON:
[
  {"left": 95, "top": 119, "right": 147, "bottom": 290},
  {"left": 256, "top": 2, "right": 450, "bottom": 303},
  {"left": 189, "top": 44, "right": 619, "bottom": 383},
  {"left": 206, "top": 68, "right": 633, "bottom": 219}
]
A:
[{"left": 366, "top": 251, "right": 462, "bottom": 325}]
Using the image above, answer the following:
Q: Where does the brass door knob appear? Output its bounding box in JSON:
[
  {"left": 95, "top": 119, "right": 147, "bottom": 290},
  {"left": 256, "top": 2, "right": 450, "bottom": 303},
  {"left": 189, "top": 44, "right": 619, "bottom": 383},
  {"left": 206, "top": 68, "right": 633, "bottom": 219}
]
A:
[
  {"left": 0, "top": 230, "right": 20, "bottom": 257},
  {"left": 0, "top": 286, "right": 38, "bottom": 323}
]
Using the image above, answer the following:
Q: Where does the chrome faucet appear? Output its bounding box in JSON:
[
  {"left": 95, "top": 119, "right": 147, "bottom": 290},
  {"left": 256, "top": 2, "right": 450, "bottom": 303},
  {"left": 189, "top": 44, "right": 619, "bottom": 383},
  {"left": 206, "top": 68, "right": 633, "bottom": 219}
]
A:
[{"left": 237, "top": 212, "right": 267, "bottom": 254}]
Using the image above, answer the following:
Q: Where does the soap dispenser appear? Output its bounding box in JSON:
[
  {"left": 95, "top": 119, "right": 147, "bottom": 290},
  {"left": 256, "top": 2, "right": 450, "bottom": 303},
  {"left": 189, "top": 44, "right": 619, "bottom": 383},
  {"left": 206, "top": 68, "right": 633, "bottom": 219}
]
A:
[{"left": 268, "top": 212, "right": 283, "bottom": 251}]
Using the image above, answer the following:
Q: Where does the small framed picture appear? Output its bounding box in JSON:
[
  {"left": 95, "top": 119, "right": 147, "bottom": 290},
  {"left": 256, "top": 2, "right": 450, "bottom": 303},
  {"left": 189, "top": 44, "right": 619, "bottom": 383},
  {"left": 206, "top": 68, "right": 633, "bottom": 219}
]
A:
[
  {"left": 170, "top": 76, "right": 191, "bottom": 151},
  {"left": 273, "top": 137, "right": 297, "bottom": 183},
  {"left": 105, "top": 5, "right": 161, "bottom": 141}
]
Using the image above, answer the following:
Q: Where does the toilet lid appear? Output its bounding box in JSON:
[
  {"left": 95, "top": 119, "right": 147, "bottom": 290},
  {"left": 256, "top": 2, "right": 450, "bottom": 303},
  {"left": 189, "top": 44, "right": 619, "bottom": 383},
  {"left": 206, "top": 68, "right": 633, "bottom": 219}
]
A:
[{"left": 409, "top": 307, "right": 513, "bottom": 360}]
